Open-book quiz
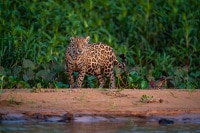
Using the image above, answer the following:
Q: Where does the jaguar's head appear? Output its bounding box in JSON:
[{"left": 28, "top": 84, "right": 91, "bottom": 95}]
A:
[{"left": 70, "top": 36, "right": 90, "bottom": 54}]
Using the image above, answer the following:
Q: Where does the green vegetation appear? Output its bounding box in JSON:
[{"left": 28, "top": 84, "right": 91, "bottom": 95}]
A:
[
  {"left": 0, "top": 0, "right": 199, "bottom": 89},
  {"left": 140, "top": 94, "right": 155, "bottom": 103}
]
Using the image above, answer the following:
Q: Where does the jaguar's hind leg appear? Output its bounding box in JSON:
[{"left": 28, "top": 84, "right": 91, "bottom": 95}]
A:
[
  {"left": 96, "top": 73, "right": 105, "bottom": 88},
  {"left": 105, "top": 69, "right": 116, "bottom": 89}
]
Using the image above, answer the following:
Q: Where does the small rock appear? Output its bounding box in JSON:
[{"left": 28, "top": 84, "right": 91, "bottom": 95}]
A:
[
  {"left": 1, "top": 113, "right": 26, "bottom": 121},
  {"left": 58, "top": 112, "right": 74, "bottom": 122},
  {"left": 159, "top": 118, "right": 174, "bottom": 125},
  {"left": 159, "top": 99, "right": 164, "bottom": 103},
  {"left": 31, "top": 113, "right": 48, "bottom": 120}
]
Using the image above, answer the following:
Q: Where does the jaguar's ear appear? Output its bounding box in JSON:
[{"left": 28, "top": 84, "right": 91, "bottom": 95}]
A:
[
  {"left": 85, "top": 36, "right": 90, "bottom": 42},
  {"left": 70, "top": 37, "right": 74, "bottom": 42}
]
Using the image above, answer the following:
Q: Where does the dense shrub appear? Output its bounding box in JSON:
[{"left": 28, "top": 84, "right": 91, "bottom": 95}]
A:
[{"left": 0, "top": 0, "right": 199, "bottom": 89}]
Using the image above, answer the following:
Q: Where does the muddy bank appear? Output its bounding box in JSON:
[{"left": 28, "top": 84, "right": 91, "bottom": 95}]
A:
[
  {"left": 1, "top": 112, "right": 200, "bottom": 125},
  {"left": 0, "top": 89, "right": 200, "bottom": 123}
]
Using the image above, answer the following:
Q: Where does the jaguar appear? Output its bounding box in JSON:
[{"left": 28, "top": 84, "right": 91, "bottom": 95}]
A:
[{"left": 65, "top": 36, "right": 126, "bottom": 89}]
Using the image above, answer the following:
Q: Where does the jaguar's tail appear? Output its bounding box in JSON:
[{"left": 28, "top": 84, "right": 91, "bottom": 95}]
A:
[
  {"left": 119, "top": 54, "right": 126, "bottom": 71},
  {"left": 114, "top": 54, "right": 126, "bottom": 71}
]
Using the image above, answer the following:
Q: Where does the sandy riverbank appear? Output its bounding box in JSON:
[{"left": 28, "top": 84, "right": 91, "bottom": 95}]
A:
[{"left": 0, "top": 89, "right": 200, "bottom": 121}]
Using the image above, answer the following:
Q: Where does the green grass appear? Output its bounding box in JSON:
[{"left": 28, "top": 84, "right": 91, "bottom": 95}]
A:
[{"left": 0, "top": 0, "right": 199, "bottom": 89}]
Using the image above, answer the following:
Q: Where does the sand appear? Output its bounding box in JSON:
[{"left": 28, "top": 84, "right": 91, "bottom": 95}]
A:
[{"left": 0, "top": 89, "right": 200, "bottom": 119}]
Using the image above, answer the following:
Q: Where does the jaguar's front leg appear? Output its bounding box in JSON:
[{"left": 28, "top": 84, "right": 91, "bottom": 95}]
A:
[
  {"left": 76, "top": 69, "right": 86, "bottom": 88},
  {"left": 68, "top": 69, "right": 75, "bottom": 88}
]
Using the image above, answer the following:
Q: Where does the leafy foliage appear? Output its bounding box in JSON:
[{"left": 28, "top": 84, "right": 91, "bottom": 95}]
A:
[{"left": 0, "top": 0, "right": 199, "bottom": 89}]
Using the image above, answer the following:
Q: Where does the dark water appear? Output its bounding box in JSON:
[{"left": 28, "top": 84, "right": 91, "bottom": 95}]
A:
[{"left": 0, "top": 116, "right": 200, "bottom": 133}]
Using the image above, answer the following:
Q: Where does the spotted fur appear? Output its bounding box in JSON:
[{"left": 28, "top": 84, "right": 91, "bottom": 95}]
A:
[{"left": 65, "top": 36, "right": 125, "bottom": 88}]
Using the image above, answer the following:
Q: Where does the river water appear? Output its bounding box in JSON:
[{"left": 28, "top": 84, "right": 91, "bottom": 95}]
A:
[{"left": 0, "top": 115, "right": 200, "bottom": 133}]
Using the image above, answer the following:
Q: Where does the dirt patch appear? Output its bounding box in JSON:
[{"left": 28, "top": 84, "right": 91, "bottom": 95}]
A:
[{"left": 0, "top": 89, "right": 200, "bottom": 118}]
